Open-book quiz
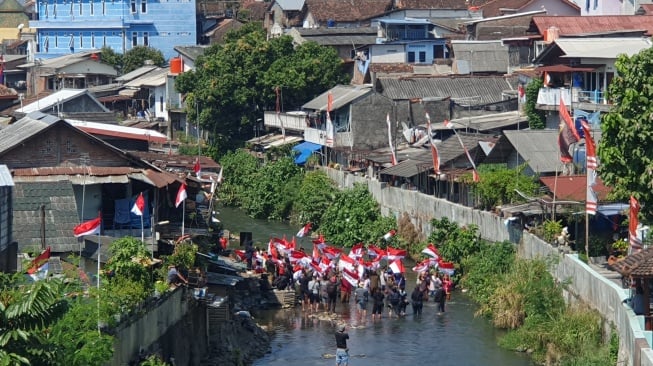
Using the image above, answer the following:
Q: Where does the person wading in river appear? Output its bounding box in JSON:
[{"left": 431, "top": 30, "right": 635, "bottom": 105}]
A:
[{"left": 335, "top": 323, "right": 349, "bottom": 366}]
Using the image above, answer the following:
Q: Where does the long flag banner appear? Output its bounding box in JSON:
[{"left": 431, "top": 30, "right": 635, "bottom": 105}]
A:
[
  {"left": 629, "top": 196, "right": 642, "bottom": 250},
  {"left": 558, "top": 96, "right": 580, "bottom": 163},
  {"left": 326, "top": 92, "right": 334, "bottom": 147},
  {"left": 386, "top": 113, "right": 397, "bottom": 166},
  {"left": 425, "top": 113, "right": 441, "bottom": 174},
  {"left": 581, "top": 120, "right": 598, "bottom": 215}
]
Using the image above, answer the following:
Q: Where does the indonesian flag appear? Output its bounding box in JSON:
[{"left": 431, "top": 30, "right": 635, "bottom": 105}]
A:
[
  {"left": 322, "top": 245, "right": 342, "bottom": 259},
  {"left": 629, "top": 196, "right": 642, "bottom": 249},
  {"left": 296, "top": 223, "right": 311, "bottom": 237},
  {"left": 444, "top": 119, "right": 453, "bottom": 129},
  {"left": 341, "top": 267, "right": 359, "bottom": 287},
  {"left": 581, "top": 120, "right": 598, "bottom": 215},
  {"left": 558, "top": 96, "right": 580, "bottom": 164},
  {"left": 193, "top": 157, "right": 202, "bottom": 177},
  {"left": 131, "top": 192, "right": 145, "bottom": 216},
  {"left": 389, "top": 259, "right": 405, "bottom": 274},
  {"left": 383, "top": 229, "right": 396, "bottom": 241},
  {"left": 385, "top": 246, "right": 407, "bottom": 261},
  {"left": 234, "top": 250, "right": 247, "bottom": 261},
  {"left": 267, "top": 238, "right": 280, "bottom": 258},
  {"left": 412, "top": 258, "right": 432, "bottom": 273},
  {"left": 338, "top": 253, "right": 356, "bottom": 272},
  {"left": 312, "top": 242, "right": 320, "bottom": 261},
  {"left": 73, "top": 215, "right": 102, "bottom": 237},
  {"left": 386, "top": 113, "right": 397, "bottom": 166},
  {"left": 517, "top": 84, "right": 526, "bottom": 104},
  {"left": 367, "top": 245, "right": 385, "bottom": 258},
  {"left": 312, "top": 234, "right": 327, "bottom": 252},
  {"left": 361, "top": 257, "right": 381, "bottom": 271},
  {"left": 425, "top": 113, "right": 441, "bottom": 175},
  {"left": 319, "top": 256, "right": 332, "bottom": 273},
  {"left": 421, "top": 243, "right": 439, "bottom": 259},
  {"left": 438, "top": 260, "right": 455, "bottom": 275},
  {"left": 349, "top": 243, "right": 365, "bottom": 259},
  {"left": 175, "top": 184, "right": 187, "bottom": 208},
  {"left": 290, "top": 249, "right": 309, "bottom": 263},
  {"left": 27, "top": 246, "right": 51, "bottom": 281},
  {"left": 582, "top": 120, "right": 597, "bottom": 170},
  {"left": 310, "top": 259, "right": 322, "bottom": 274},
  {"left": 272, "top": 237, "right": 292, "bottom": 256}
]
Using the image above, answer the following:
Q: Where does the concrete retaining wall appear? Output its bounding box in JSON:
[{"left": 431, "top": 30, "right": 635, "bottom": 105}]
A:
[{"left": 325, "top": 168, "right": 653, "bottom": 366}]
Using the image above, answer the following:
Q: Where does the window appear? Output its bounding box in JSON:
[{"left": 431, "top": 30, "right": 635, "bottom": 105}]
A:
[
  {"left": 70, "top": 0, "right": 73, "bottom": 15},
  {"left": 91, "top": 32, "right": 95, "bottom": 47},
  {"left": 418, "top": 51, "right": 426, "bottom": 63},
  {"left": 143, "top": 31, "right": 149, "bottom": 46},
  {"left": 44, "top": 2, "right": 48, "bottom": 18},
  {"left": 79, "top": 0, "right": 82, "bottom": 15},
  {"left": 69, "top": 34, "right": 74, "bottom": 50},
  {"left": 132, "top": 32, "right": 137, "bottom": 47},
  {"left": 55, "top": 34, "right": 58, "bottom": 47},
  {"left": 53, "top": 3, "right": 57, "bottom": 17},
  {"left": 140, "top": 0, "right": 146, "bottom": 13},
  {"left": 130, "top": 0, "right": 136, "bottom": 13},
  {"left": 43, "top": 36, "right": 49, "bottom": 52},
  {"left": 102, "top": 0, "right": 105, "bottom": 14},
  {"left": 80, "top": 33, "right": 83, "bottom": 48},
  {"left": 103, "top": 33, "right": 106, "bottom": 47},
  {"left": 160, "top": 96, "right": 163, "bottom": 111},
  {"left": 65, "top": 139, "right": 77, "bottom": 153},
  {"left": 90, "top": 0, "right": 94, "bottom": 15},
  {"left": 407, "top": 51, "right": 415, "bottom": 63},
  {"left": 41, "top": 139, "right": 54, "bottom": 155}
]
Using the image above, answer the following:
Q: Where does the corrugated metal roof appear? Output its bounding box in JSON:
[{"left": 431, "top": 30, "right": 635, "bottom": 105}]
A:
[
  {"left": 124, "top": 67, "right": 168, "bottom": 88},
  {"left": 380, "top": 18, "right": 432, "bottom": 25},
  {"left": 67, "top": 119, "right": 168, "bottom": 143},
  {"left": 0, "top": 112, "right": 56, "bottom": 153},
  {"left": 437, "top": 132, "right": 494, "bottom": 166},
  {"left": 16, "top": 89, "right": 88, "bottom": 114},
  {"left": 502, "top": 130, "right": 559, "bottom": 174},
  {"left": 299, "top": 34, "right": 378, "bottom": 46},
  {"left": 378, "top": 158, "right": 429, "bottom": 178},
  {"left": 303, "top": 85, "right": 373, "bottom": 111},
  {"left": 451, "top": 41, "right": 509, "bottom": 74},
  {"left": 555, "top": 37, "right": 652, "bottom": 59},
  {"left": 441, "top": 111, "right": 527, "bottom": 132},
  {"left": 0, "top": 165, "right": 13, "bottom": 186},
  {"left": 115, "top": 65, "right": 158, "bottom": 83},
  {"left": 532, "top": 15, "right": 653, "bottom": 37},
  {"left": 377, "top": 76, "right": 518, "bottom": 105},
  {"left": 276, "top": 0, "right": 305, "bottom": 11}
]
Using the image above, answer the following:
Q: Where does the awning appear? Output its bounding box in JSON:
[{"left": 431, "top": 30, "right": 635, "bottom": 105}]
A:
[
  {"left": 292, "top": 141, "right": 322, "bottom": 164},
  {"left": 536, "top": 64, "right": 602, "bottom": 73}
]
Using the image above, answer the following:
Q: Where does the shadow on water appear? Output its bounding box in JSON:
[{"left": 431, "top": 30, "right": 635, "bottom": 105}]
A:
[{"left": 216, "top": 204, "right": 533, "bottom": 366}]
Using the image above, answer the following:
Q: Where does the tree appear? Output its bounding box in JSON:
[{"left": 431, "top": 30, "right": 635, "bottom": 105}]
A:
[
  {"left": 123, "top": 46, "right": 165, "bottom": 74},
  {"left": 525, "top": 78, "right": 545, "bottom": 129},
  {"left": 176, "top": 23, "right": 348, "bottom": 157},
  {"left": 292, "top": 170, "right": 338, "bottom": 228},
  {"left": 243, "top": 157, "right": 303, "bottom": 220},
  {"left": 218, "top": 149, "right": 261, "bottom": 207},
  {"left": 473, "top": 163, "right": 539, "bottom": 210},
  {"left": 105, "top": 237, "right": 154, "bottom": 289},
  {"left": 100, "top": 46, "right": 123, "bottom": 71},
  {"left": 599, "top": 46, "right": 653, "bottom": 218},
  {"left": 0, "top": 275, "right": 69, "bottom": 365}
]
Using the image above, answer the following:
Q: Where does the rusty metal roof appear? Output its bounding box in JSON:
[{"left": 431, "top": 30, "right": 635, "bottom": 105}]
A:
[
  {"left": 531, "top": 15, "right": 653, "bottom": 36},
  {"left": 540, "top": 175, "right": 611, "bottom": 202},
  {"left": 611, "top": 247, "right": 653, "bottom": 278},
  {"left": 11, "top": 166, "right": 182, "bottom": 188}
]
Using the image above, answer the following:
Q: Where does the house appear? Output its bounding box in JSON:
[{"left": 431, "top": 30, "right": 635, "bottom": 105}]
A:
[
  {"left": 301, "top": 0, "right": 392, "bottom": 28},
  {"left": 370, "top": 18, "right": 450, "bottom": 65},
  {"left": 0, "top": 164, "right": 15, "bottom": 273},
  {"left": 533, "top": 37, "right": 652, "bottom": 125},
  {"left": 1, "top": 111, "right": 183, "bottom": 253},
  {"left": 18, "top": 51, "right": 118, "bottom": 97},
  {"left": 202, "top": 18, "right": 244, "bottom": 45},
  {"left": 269, "top": 0, "right": 305, "bottom": 29},
  {"left": 28, "top": 0, "right": 197, "bottom": 61},
  {"left": 478, "top": 0, "right": 579, "bottom": 18},
  {"left": 173, "top": 45, "right": 209, "bottom": 72},
  {"left": 483, "top": 129, "right": 563, "bottom": 176},
  {"left": 463, "top": 9, "right": 547, "bottom": 41},
  {"left": 579, "top": 0, "right": 648, "bottom": 15},
  {"left": 14, "top": 88, "right": 115, "bottom": 121},
  {"left": 450, "top": 40, "right": 514, "bottom": 74},
  {"left": 120, "top": 67, "right": 170, "bottom": 122}
]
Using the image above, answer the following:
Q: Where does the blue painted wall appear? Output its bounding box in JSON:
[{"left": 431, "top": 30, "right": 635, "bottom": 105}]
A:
[{"left": 29, "top": 0, "right": 197, "bottom": 61}]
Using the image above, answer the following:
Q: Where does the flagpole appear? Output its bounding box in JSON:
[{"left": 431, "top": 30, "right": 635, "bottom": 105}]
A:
[
  {"left": 140, "top": 214, "right": 144, "bottom": 243},
  {"left": 97, "top": 230, "right": 101, "bottom": 335},
  {"left": 182, "top": 203, "right": 185, "bottom": 237}
]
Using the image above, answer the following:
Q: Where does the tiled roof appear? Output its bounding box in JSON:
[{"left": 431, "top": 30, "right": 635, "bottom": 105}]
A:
[
  {"left": 394, "top": 0, "right": 476, "bottom": 9},
  {"left": 638, "top": 4, "right": 653, "bottom": 15},
  {"left": 242, "top": 1, "right": 268, "bottom": 20},
  {"left": 531, "top": 15, "right": 653, "bottom": 36},
  {"left": 376, "top": 76, "right": 519, "bottom": 105},
  {"left": 540, "top": 175, "right": 610, "bottom": 202},
  {"left": 13, "top": 181, "right": 80, "bottom": 253},
  {"left": 611, "top": 246, "right": 653, "bottom": 278},
  {"left": 369, "top": 63, "right": 415, "bottom": 74},
  {"left": 479, "top": 0, "right": 579, "bottom": 18},
  {"left": 305, "top": 0, "right": 392, "bottom": 22}
]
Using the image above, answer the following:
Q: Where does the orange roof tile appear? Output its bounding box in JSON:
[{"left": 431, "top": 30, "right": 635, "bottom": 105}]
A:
[
  {"left": 532, "top": 15, "right": 653, "bottom": 36},
  {"left": 540, "top": 174, "right": 611, "bottom": 202}
]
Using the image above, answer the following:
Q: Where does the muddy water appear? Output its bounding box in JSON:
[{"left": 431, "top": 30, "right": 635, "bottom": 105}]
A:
[{"left": 217, "top": 205, "right": 532, "bottom": 366}]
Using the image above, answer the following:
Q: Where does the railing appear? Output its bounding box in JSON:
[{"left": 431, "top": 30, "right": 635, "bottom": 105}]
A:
[
  {"left": 263, "top": 111, "right": 306, "bottom": 132},
  {"left": 537, "top": 87, "right": 610, "bottom": 106},
  {"left": 384, "top": 29, "right": 430, "bottom": 41}
]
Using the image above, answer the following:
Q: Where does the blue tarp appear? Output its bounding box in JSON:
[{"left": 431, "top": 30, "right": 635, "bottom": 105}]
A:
[{"left": 292, "top": 141, "right": 322, "bottom": 164}]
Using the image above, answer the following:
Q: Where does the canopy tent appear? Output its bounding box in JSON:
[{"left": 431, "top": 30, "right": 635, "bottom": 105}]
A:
[{"left": 293, "top": 141, "right": 322, "bottom": 164}]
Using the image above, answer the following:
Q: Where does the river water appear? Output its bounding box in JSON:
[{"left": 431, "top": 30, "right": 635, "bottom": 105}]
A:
[{"left": 216, "top": 205, "right": 532, "bottom": 366}]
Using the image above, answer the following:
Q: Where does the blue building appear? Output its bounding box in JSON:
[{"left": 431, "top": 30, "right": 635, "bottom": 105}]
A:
[
  {"left": 369, "top": 18, "right": 449, "bottom": 65},
  {"left": 29, "top": 0, "right": 197, "bottom": 61}
]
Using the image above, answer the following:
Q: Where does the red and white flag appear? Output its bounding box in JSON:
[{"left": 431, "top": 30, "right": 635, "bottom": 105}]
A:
[
  {"left": 312, "top": 234, "right": 327, "bottom": 250},
  {"left": 517, "top": 84, "right": 526, "bottom": 104},
  {"left": 326, "top": 92, "right": 334, "bottom": 147},
  {"left": 323, "top": 245, "right": 342, "bottom": 259},
  {"left": 581, "top": 120, "right": 598, "bottom": 215},
  {"left": 290, "top": 249, "right": 309, "bottom": 263},
  {"left": 412, "top": 258, "right": 432, "bottom": 273},
  {"left": 366, "top": 244, "right": 385, "bottom": 258},
  {"left": 385, "top": 246, "right": 406, "bottom": 261},
  {"left": 386, "top": 113, "right": 397, "bottom": 166},
  {"left": 349, "top": 243, "right": 365, "bottom": 259},
  {"left": 383, "top": 229, "right": 396, "bottom": 241},
  {"left": 438, "top": 260, "right": 455, "bottom": 275},
  {"left": 193, "top": 157, "right": 202, "bottom": 177},
  {"left": 337, "top": 253, "right": 356, "bottom": 272},
  {"left": 629, "top": 196, "right": 642, "bottom": 249},
  {"left": 296, "top": 222, "right": 312, "bottom": 237},
  {"left": 389, "top": 259, "right": 405, "bottom": 274},
  {"left": 175, "top": 184, "right": 187, "bottom": 208},
  {"left": 27, "top": 246, "right": 51, "bottom": 281},
  {"left": 73, "top": 215, "right": 101, "bottom": 237},
  {"left": 319, "top": 256, "right": 332, "bottom": 273},
  {"left": 131, "top": 192, "right": 145, "bottom": 216},
  {"left": 341, "top": 267, "right": 359, "bottom": 287},
  {"left": 443, "top": 119, "right": 453, "bottom": 129},
  {"left": 421, "top": 243, "right": 439, "bottom": 259},
  {"left": 558, "top": 96, "right": 581, "bottom": 164},
  {"left": 216, "top": 167, "right": 223, "bottom": 184},
  {"left": 425, "top": 113, "right": 441, "bottom": 175}
]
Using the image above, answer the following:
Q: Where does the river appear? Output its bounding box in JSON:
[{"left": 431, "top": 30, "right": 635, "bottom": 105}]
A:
[{"left": 216, "top": 204, "right": 533, "bottom": 366}]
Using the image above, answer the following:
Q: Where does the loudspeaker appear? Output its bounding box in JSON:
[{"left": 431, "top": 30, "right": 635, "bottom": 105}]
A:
[{"left": 240, "top": 232, "right": 252, "bottom": 247}]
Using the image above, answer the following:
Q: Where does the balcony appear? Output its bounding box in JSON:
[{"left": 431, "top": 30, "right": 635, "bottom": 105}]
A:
[
  {"left": 263, "top": 111, "right": 306, "bottom": 132},
  {"left": 536, "top": 87, "right": 612, "bottom": 112},
  {"left": 383, "top": 29, "right": 430, "bottom": 42},
  {"left": 304, "top": 127, "right": 351, "bottom": 148}
]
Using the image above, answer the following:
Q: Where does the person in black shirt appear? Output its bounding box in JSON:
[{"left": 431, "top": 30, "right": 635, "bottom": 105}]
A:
[
  {"left": 334, "top": 323, "right": 349, "bottom": 366},
  {"left": 411, "top": 286, "right": 423, "bottom": 317}
]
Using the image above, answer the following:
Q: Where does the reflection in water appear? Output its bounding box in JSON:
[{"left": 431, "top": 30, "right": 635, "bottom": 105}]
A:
[{"left": 216, "top": 205, "right": 532, "bottom": 365}]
